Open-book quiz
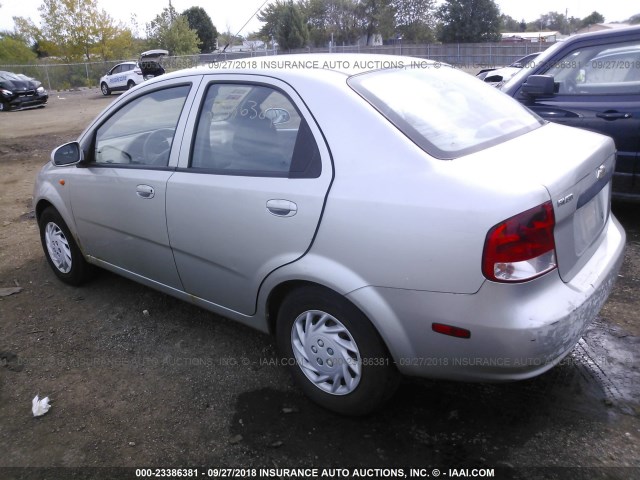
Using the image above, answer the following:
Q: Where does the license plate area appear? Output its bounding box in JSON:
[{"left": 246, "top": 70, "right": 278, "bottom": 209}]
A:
[{"left": 574, "top": 182, "right": 609, "bottom": 256}]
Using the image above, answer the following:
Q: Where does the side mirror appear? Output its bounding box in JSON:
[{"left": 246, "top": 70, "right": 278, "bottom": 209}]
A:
[
  {"left": 51, "top": 142, "right": 82, "bottom": 166},
  {"left": 264, "top": 108, "right": 290, "bottom": 125},
  {"left": 521, "top": 75, "right": 557, "bottom": 97}
]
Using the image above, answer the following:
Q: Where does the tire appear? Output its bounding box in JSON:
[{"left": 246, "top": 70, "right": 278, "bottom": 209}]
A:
[
  {"left": 0, "top": 101, "right": 8, "bottom": 112},
  {"left": 100, "top": 82, "right": 110, "bottom": 96},
  {"left": 38, "top": 207, "right": 91, "bottom": 285},
  {"left": 276, "top": 286, "right": 399, "bottom": 415},
  {"left": 127, "top": 80, "right": 136, "bottom": 90}
]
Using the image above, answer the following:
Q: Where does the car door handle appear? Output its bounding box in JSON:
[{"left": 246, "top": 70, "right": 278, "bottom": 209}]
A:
[
  {"left": 136, "top": 184, "right": 155, "bottom": 199},
  {"left": 266, "top": 199, "right": 297, "bottom": 217},
  {"left": 596, "top": 111, "right": 632, "bottom": 120}
]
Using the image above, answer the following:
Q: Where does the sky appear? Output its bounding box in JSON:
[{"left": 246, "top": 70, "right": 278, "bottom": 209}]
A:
[{"left": 0, "top": 0, "right": 638, "bottom": 38}]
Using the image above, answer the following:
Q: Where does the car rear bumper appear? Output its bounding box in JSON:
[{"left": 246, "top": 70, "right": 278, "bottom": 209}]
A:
[{"left": 347, "top": 214, "right": 626, "bottom": 381}]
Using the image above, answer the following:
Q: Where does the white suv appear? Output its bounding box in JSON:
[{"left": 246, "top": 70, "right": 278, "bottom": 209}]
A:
[
  {"left": 100, "top": 61, "right": 142, "bottom": 95},
  {"left": 99, "top": 50, "right": 168, "bottom": 96}
]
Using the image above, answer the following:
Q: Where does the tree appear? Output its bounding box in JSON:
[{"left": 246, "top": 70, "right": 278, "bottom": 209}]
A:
[
  {"left": 13, "top": 0, "right": 133, "bottom": 62},
  {"left": 258, "top": 0, "right": 288, "bottom": 41},
  {"left": 500, "top": 14, "right": 521, "bottom": 32},
  {"left": 437, "top": 0, "right": 501, "bottom": 43},
  {"left": 629, "top": 14, "right": 640, "bottom": 25},
  {"left": 0, "top": 32, "right": 37, "bottom": 63},
  {"left": 581, "top": 11, "right": 605, "bottom": 28},
  {"left": 301, "top": 0, "right": 361, "bottom": 47},
  {"left": 146, "top": 6, "right": 200, "bottom": 55},
  {"left": 277, "top": 1, "right": 309, "bottom": 50},
  {"left": 527, "top": 11, "right": 568, "bottom": 33},
  {"left": 93, "top": 10, "right": 135, "bottom": 61},
  {"left": 182, "top": 7, "right": 218, "bottom": 53},
  {"left": 357, "top": 0, "right": 395, "bottom": 45},
  {"left": 258, "top": 0, "right": 309, "bottom": 49},
  {"left": 393, "top": 0, "right": 436, "bottom": 42}
]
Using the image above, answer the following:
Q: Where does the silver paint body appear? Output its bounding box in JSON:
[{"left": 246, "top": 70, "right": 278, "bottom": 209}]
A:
[{"left": 34, "top": 55, "right": 626, "bottom": 381}]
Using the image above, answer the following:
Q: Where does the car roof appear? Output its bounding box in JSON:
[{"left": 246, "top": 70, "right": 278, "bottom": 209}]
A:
[
  {"left": 158, "top": 53, "right": 442, "bottom": 83},
  {"left": 564, "top": 24, "right": 640, "bottom": 43}
]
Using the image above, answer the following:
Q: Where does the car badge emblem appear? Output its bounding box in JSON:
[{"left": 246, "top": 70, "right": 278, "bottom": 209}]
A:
[
  {"left": 596, "top": 165, "right": 606, "bottom": 180},
  {"left": 557, "top": 193, "right": 574, "bottom": 207}
]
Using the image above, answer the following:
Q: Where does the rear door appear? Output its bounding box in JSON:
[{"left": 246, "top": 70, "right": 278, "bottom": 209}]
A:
[
  {"left": 514, "top": 36, "right": 640, "bottom": 199},
  {"left": 166, "top": 76, "right": 333, "bottom": 315}
]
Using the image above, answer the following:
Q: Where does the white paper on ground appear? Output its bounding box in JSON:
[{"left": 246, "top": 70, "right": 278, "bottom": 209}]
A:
[{"left": 32, "top": 395, "right": 51, "bottom": 417}]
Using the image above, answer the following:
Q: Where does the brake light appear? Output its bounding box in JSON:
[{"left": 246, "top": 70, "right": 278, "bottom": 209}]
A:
[
  {"left": 482, "top": 201, "right": 556, "bottom": 282},
  {"left": 134, "top": 68, "right": 142, "bottom": 75}
]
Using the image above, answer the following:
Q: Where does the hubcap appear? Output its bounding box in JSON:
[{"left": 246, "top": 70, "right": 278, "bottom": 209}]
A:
[
  {"left": 45, "top": 222, "right": 72, "bottom": 273},
  {"left": 291, "top": 310, "right": 361, "bottom": 395}
]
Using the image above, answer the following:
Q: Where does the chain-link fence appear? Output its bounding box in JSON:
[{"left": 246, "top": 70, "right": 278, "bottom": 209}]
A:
[{"left": 1, "top": 42, "right": 551, "bottom": 91}]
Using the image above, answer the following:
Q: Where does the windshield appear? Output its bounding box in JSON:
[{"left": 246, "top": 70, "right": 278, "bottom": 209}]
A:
[{"left": 349, "top": 66, "right": 543, "bottom": 159}]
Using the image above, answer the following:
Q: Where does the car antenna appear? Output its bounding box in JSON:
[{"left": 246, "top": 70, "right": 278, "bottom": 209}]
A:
[{"left": 211, "top": 0, "right": 272, "bottom": 62}]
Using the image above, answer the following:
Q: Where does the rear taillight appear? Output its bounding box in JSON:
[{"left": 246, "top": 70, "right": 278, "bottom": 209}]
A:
[
  {"left": 482, "top": 201, "right": 556, "bottom": 282},
  {"left": 134, "top": 68, "right": 142, "bottom": 75}
]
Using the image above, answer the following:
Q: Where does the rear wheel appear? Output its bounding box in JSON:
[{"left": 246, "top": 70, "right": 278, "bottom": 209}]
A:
[
  {"left": 276, "top": 286, "right": 399, "bottom": 415},
  {"left": 100, "top": 82, "right": 110, "bottom": 96},
  {"left": 38, "top": 207, "right": 91, "bottom": 285},
  {"left": 127, "top": 80, "right": 136, "bottom": 90}
]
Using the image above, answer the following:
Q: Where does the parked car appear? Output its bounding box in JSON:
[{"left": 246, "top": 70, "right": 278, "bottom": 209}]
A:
[
  {"left": 0, "top": 70, "right": 48, "bottom": 111},
  {"left": 35, "top": 55, "right": 625, "bottom": 415},
  {"left": 100, "top": 50, "right": 168, "bottom": 95},
  {"left": 477, "top": 52, "right": 541, "bottom": 86},
  {"left": 501, "top": 26, "right": 640, "bottom": 201},
  {"left": 138, "top": 49, "right": 168, "bottom": 79}
]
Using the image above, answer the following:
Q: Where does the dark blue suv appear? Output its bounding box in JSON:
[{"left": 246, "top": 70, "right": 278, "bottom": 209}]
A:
[{"left": 501, "top": 26, "right": 640, "bottom": 201}]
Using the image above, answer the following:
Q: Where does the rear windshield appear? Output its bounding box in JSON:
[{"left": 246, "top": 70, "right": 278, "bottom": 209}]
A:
[{"left": 348, "top": 66, "right": 543, "bottom": 159}]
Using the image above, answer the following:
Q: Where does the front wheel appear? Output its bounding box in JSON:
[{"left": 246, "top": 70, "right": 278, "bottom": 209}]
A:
[
  {"left": 276, "top": 286, "right": 399, "bottom": 415},
  {"left": 100, "top": 82, "right": 110, "bottom": 96},
  {"left": 38, "top": 207, "right": 91, "bottom": 285},
  {"left": 0, "top": 101, "right": 9, "bottom": 112}
]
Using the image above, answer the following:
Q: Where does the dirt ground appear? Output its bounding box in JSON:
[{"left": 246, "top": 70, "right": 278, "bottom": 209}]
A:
[{"left": 0, "top": 90, "right": 639, "bottom": 480}]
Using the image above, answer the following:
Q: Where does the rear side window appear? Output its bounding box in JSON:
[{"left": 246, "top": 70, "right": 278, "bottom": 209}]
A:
[
  {"left": 348, "top": 66, "right": 543, "bottom": 159},
  {"left": 190, "top": 83, "right": 321, "bottom": 178}
]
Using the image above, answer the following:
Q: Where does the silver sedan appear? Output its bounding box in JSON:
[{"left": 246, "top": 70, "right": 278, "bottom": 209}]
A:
[{"left": 34, "top": 54, "right": 625, "bottom": 415}]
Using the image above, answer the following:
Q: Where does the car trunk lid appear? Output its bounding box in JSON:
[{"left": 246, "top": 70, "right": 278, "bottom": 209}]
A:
[{"left": 454, "top": 122, "right": 616, "bottom": 283}]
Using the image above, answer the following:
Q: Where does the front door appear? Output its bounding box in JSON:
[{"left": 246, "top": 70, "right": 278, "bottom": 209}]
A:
[{"left": 69, "top": 84, "right": 193, "bottom": 287}]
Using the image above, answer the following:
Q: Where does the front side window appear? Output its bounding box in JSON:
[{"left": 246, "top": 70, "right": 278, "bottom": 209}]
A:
[
  {"left": 191, "top": 83, "right": 321, "bottom": 177},
  {"left": 94, "top": 85, "right": 190, "bottom": 167},
  {"left": 349, "top": 66, "right": 542, "bottom": 159},
  {"left": 545, "top": 40, "right": 640, "bottom": 95}
]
